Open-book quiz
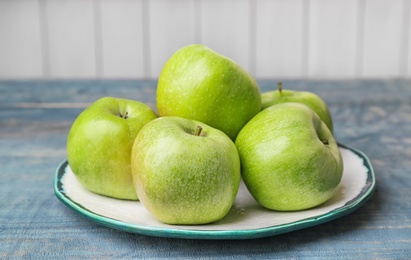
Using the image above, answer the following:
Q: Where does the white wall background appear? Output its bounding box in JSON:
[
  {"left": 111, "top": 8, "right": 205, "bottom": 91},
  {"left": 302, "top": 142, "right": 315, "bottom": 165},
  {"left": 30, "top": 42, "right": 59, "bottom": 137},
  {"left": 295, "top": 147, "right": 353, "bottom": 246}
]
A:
[{"left": 0, "top": 0, "right": 410, "bottom": 80}]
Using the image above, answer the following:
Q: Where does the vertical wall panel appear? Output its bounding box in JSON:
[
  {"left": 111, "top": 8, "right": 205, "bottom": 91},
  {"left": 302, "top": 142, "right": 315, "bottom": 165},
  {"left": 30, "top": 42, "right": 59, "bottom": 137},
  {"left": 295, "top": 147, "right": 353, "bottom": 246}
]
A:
[
  {"left": 362, "top": 0, "right": 403, "bottom": 78},
  {"left": 405, "top": 0, "right": 411, "bottom": 77},
  {"left": 0, "top": 0, "right": 43, "bottom": 79},
  {"left": 100, "top": 0, "right": 144, "bottom": 78},
  {"left": 0, "top": 0, "right": 410, "bottom": 80},
  {"left": 45, "top": 0, "right": 96, "bottom": 78},
  {"left": 148, "top": 0, "right": 196, "bottom": 79},
  {"left": 200, "top": 0, "right": 251, "bottom": 73},
  {"left": 308, "top": 0, "right": 358, "bottom": 79},
  {"left": 255, "top": 0, "right": 304, "bottom": 79}
]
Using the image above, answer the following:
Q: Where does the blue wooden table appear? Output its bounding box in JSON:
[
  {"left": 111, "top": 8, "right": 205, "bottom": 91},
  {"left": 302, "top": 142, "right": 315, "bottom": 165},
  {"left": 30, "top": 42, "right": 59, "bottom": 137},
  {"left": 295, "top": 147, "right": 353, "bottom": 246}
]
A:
[{"left": 1, "top": 80, "right": 410, "bottom": 259}]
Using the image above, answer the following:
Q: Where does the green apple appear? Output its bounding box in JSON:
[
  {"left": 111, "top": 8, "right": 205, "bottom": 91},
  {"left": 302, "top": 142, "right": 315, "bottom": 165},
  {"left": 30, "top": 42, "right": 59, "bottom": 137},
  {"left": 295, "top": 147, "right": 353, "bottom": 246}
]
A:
[
  {"left": 156, "top": 44, "right": 261, "bottom": 140},
  {"left": 131, "top": 116, "right": 241, "bottom": 224},
  {"left": 261, "top": 82, "right": 334, "bottom": 133},
  {"left": 235, "top": 102, "right": 343, "bottom": 211},
  {"left": 67, "top": 97, "right": 157, "bottom": 200}
]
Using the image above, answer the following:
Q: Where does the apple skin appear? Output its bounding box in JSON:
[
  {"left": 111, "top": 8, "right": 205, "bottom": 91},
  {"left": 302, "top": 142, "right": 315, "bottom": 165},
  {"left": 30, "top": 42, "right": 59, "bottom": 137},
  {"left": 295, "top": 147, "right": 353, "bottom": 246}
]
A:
[
  {"left": 67, "top": 97, "right": 157, "bottom": 200},
  {"left": 261, "top": 87, "right": 334, "bottom": 133},
  {"left": 235, "top": 102, "right": 343, "bottom": 211},
  {"left": 131, "top": 116, "right": 241, "bottom": 224},
  {"left": 156, "top": 44, "right": 261, "bottom": 141}
]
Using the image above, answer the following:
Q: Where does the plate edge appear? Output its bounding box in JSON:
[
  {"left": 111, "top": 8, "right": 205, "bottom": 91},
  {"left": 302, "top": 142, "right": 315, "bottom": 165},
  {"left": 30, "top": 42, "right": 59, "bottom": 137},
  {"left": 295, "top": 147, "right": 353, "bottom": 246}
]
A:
[{"left": 53, "top": 143, "right": 376, "bottom": 240}]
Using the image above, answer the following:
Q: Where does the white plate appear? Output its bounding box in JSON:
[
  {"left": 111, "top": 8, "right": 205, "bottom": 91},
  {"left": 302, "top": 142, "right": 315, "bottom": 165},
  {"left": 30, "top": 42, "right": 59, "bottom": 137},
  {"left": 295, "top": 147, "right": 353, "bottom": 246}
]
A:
[{"left": 54, "top": 143, "right": 375, "bottom": 239}]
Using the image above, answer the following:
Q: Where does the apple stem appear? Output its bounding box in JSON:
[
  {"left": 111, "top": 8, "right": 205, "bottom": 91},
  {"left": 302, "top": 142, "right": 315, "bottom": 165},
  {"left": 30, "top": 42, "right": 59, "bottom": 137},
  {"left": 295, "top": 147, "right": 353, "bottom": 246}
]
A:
[
  {"left": 194, "top": 125, "right": 203, "bottom": 136},
  {"left": 278, "top": 82, "right": 283, "bottom": 95},
  {"left": 322, "top": 139, "right": 329, "bottom": 145}
]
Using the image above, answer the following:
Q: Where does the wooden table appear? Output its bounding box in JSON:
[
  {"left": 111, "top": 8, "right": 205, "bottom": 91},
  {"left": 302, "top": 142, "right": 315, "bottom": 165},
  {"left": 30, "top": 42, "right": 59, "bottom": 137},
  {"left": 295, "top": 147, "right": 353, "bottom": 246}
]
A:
[{"left": 1, "top": 80, "right": 410, "bottom": 259}]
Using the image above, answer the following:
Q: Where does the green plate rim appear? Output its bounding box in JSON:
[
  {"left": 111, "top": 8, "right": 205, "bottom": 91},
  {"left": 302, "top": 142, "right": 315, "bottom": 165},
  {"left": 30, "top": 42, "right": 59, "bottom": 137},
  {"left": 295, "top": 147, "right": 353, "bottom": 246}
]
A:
[{"left": 54, "top": 143, "right": 376, "bottom": 240}]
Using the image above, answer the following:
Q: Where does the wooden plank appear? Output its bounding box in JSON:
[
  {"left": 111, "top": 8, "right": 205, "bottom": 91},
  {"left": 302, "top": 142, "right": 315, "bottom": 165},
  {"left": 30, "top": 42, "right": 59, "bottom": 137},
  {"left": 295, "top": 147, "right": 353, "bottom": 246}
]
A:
[
  {"left": 362, "top": 0, "right": 403, "bottom": 78},
  {"left": 308, "top": 0, "right": 358, "bottom": 79},
  {"left": 44, "top": 0, "right": 97, "bottom": 78},
  {"left": 1, "top": 79, "right": 411, "bottom": 258},
  {"left": 99, "top": 0, "right": 145, "bottom": 78},
  {"left": 255, "top": 0, "right": 304, "bottom": 79},
  {"left": 0, "top": 0, "right": 43, "bottom": 79},
  {"left": 147, "top": 0, "right": 196, "bottom": 79},
  {"left": 200, "top": 0, "right": 251, "bottom": 73}
]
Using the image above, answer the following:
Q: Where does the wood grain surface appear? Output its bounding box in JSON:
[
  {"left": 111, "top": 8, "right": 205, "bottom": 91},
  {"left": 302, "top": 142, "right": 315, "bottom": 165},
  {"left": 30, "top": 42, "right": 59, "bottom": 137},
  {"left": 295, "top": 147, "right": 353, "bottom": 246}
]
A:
[{"left": 1, "top": 80, "right": 410, "bottom": 259}]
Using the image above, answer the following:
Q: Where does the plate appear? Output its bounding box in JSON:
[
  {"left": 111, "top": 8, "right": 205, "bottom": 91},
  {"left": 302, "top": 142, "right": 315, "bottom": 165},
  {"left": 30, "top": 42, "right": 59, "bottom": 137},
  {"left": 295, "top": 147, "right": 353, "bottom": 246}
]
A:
[{"left": 54, "top": 143, "right": 375, "bottom": 240}]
